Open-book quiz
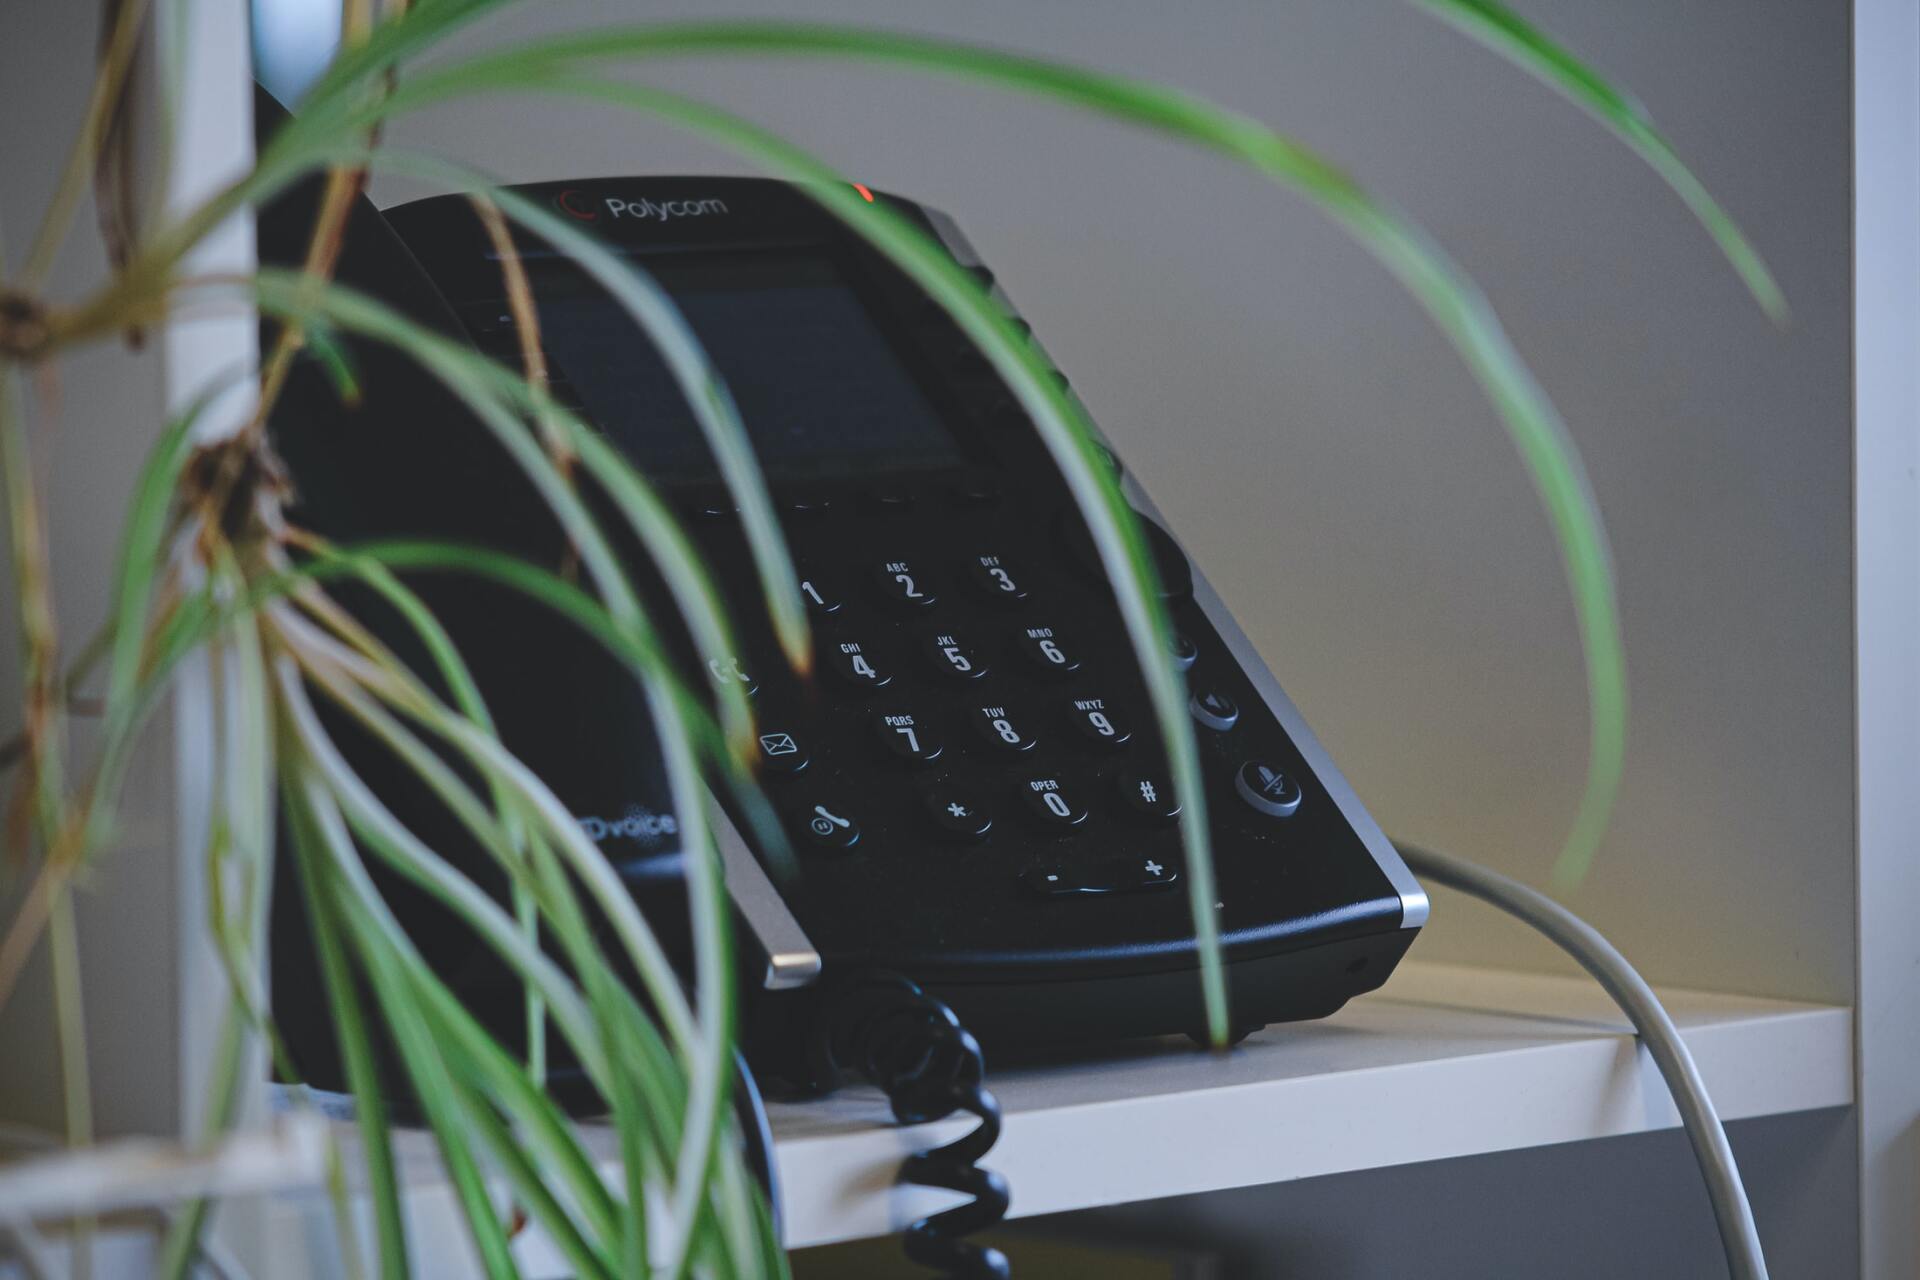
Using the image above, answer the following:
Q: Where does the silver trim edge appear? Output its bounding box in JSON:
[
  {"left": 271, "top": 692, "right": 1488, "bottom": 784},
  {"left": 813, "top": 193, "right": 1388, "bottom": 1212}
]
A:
[{"left": 709, "top": 797, "right": 823, "bottom": 989}]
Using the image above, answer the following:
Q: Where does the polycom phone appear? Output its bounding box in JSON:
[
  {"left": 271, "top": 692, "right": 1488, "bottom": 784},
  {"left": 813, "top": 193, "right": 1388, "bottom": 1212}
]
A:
[
  {"left": 268, "top": 169, "right": 1426, "bottom": 1059},
  {"left": 260, "top": 159, "right": 1427, "bottom": 1272}
]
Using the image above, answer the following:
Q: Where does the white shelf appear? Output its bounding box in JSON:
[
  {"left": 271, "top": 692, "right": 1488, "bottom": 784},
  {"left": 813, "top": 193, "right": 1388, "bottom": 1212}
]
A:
[
  {"left": 272, "top": 960, "right": 1849, "bottom": 1273},
  {"left": 766, "top": 961, "right": 1849, "bottom": 1249}
]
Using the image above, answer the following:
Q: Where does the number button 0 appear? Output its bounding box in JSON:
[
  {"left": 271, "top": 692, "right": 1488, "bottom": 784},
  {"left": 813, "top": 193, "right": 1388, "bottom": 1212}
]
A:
[
  {"left": 875, "top": 711, "right": 944, "bottom": 766},
  {"left": 1018, "top": 774, "right": 1089, "bottom": 833},
  {"left": 1017, "top": 626, "right": 1081, "bottom": 678},
  {"left": 924, "top": 632, "right": 989, "bottom": 681},
  {"left": 970, "top": 703, "right": 1038, "bottom": 753},
  {"left": 966, "top": 554, "right": 1028, "bottom": 605},
  {"left": 825, "top": 640, "right": 892, "bottom": 691},
  {"left": 875, "top": 559, "right": 938, "bottom": 610}
]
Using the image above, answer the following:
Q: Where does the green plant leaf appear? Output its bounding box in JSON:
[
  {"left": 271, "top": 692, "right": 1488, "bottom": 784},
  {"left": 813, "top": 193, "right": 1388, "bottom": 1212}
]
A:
[{"left": 1411, "top": 0, "right": 1787, "bottom": 323}]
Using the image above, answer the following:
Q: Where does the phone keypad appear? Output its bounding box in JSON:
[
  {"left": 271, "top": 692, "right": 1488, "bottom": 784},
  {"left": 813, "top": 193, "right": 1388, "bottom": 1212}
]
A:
[{"left": 748, "top": 503, "right": 1305, "bottom": 904}]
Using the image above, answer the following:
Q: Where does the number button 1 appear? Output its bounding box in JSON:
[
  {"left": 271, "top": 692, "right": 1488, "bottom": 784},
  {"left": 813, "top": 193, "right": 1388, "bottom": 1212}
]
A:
[
  {"left": 875, "top": 559, "right": 938, "bottom": 609},
  {"left": 966, "top": 554, "right": 1028, "bottom": 604},
  {"left": 797, "top": 572, "right": 842, "bottom": 617},
  {"left": 875, "top": 711, "right": 944, "bottom": 766}
]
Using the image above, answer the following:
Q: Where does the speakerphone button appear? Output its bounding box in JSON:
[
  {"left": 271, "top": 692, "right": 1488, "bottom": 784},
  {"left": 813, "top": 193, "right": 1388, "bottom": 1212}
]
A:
[
  {"left": 875, "top": 559, "right": 938, "bottom": 609},
  {"left": 1017, "top": 774, "right": 1088, "bottom": 833},
  {"left": 1190, "top": 689, "right": 1239, "bottom": 732},
  {"left": 875, "top": 711, "right": 943, "bottom": 766},
  {"left": 1236, "top": 761, "right": 1302, "bottom": 818},
  {"left": 1066, "top": 697, "right": 1131, "bottom": 749}
]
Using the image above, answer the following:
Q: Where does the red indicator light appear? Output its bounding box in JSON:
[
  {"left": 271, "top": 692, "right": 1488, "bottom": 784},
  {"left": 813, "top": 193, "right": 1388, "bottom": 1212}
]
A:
[{"left": 852, "top": 182, "right": 876, "bottom": 203}]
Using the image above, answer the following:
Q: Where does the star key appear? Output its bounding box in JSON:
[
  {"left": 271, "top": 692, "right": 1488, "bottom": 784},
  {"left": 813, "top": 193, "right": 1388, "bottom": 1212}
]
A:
[{"left": 924, "top": 786, "right": 993, "bottom": 843}]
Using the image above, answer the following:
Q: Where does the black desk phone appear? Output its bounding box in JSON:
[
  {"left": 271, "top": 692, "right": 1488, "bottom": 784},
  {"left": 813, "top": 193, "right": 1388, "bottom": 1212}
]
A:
[{"left": 261, "top": 161, "right": 1426, "bottom": 1249}]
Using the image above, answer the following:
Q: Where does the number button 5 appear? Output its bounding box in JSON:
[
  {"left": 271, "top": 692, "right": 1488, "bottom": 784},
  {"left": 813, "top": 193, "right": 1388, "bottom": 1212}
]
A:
[
  {"left": 923, "top": 632, "right": 989, "bottom": 681},
  {"left": 875, "top": 559, "right": 938, "bottom": 610}
]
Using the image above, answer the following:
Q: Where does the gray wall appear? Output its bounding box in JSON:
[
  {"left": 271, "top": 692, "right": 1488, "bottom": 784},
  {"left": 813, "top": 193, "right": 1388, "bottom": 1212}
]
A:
[{"left": 376, "top": 0, "right": 1855, "bottom": 1003}]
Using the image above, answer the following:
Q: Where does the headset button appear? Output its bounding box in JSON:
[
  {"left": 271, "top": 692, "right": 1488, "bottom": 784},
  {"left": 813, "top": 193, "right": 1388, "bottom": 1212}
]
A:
[{"left": 1168, "top": 631, "right": 1199, "bottom": 672}]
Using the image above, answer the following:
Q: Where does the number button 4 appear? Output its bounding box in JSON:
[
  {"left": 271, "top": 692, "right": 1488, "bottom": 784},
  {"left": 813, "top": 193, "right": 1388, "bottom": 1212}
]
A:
[
  {"left": 825, "top": 640, "right": 892, "bottom": 691},
  {"left": 875, "top": 559, "right": 938, "bottom": 610}
]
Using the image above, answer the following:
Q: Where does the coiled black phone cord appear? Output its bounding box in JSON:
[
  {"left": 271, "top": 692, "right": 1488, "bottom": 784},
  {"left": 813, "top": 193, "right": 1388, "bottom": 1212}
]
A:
[{"left": 811, "top": 973, "right": 1011, "bottom": 1279}]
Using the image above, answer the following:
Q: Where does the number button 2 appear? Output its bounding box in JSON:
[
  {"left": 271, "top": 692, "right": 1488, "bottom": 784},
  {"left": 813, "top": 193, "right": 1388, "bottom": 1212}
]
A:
[{"left": 875, "top": 559, "right": 938, "bottom": 610}]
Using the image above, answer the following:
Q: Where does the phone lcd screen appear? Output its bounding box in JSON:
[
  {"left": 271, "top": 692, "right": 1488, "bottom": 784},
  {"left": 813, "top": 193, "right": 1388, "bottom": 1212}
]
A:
[{"left": 532, "top": 252, "right": 961, "bottom": 483}]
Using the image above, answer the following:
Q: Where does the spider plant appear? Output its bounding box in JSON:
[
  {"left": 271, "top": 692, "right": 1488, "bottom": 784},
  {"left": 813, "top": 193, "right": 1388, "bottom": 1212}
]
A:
[{"left": 0, "top": 1, "right": 1777, "bottom": 1275}]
